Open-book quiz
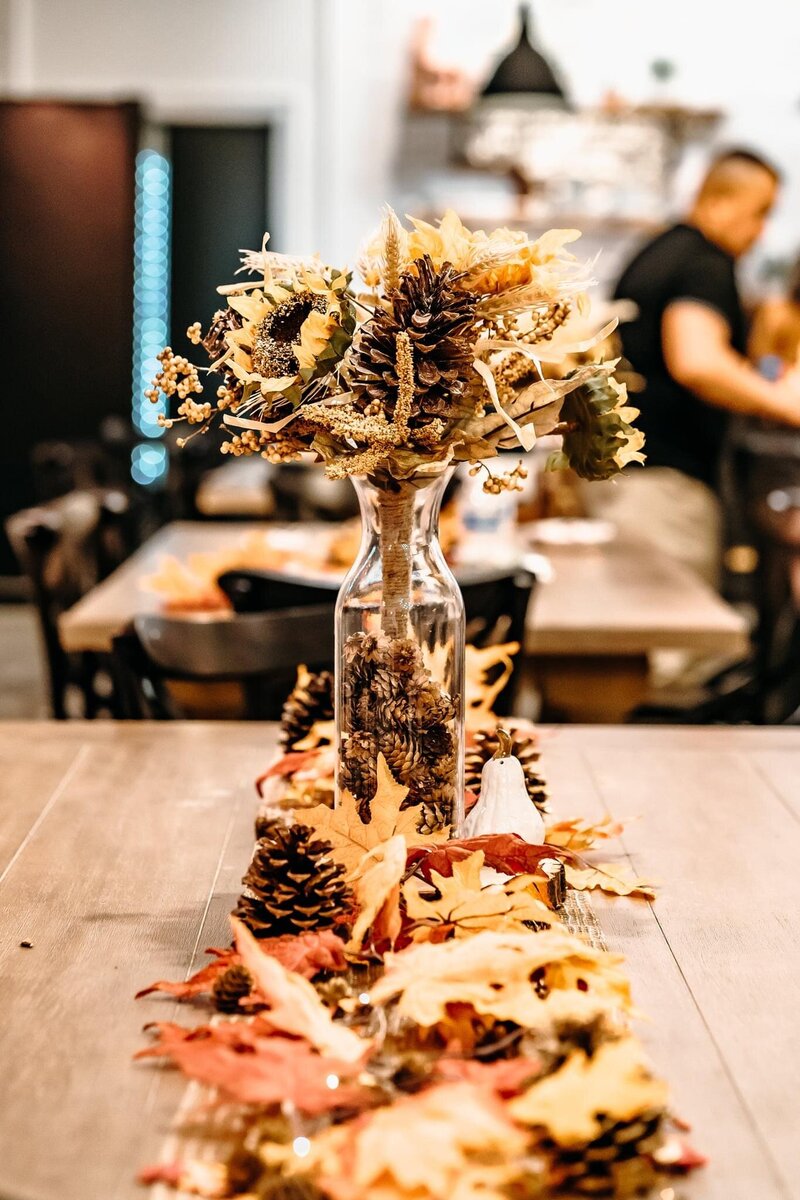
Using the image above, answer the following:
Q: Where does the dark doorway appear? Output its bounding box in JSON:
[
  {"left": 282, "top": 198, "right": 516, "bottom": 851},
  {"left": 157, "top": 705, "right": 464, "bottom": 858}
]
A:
[
  {"left": 169, "top": 125, "right": 271, "bottom": 363},
  {"left": 0, "top": 100, "right": 139, "bottom": 574}
]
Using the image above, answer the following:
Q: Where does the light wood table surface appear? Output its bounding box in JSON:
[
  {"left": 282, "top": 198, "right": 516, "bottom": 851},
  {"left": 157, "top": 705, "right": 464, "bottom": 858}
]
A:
[
  {"left": 2, "top": 722, "right": 800, "bottom": 1199},
  {"left": 58, "top": 522, "right": 749, "bottom": 721}
]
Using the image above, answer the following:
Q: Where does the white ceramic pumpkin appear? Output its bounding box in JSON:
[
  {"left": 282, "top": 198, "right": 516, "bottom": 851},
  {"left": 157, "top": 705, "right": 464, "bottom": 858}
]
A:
[{"left": 462, "top": 728, "right": 546, "bottom": 844}]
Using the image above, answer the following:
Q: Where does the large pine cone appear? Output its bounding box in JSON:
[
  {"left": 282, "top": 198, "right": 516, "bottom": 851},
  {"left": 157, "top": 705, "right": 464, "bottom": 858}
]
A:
[
  {"left": 465, "top": 726, "right": 548, "bottom": 813},
  {"left": 235, "top": 824, "right": 351, "bottom": 938},
  {"left": 280, "top": 667, "right": 334, "bottom": 750},
  {"left": 348, "top": 256, "right": 478, "bottom": 422}
]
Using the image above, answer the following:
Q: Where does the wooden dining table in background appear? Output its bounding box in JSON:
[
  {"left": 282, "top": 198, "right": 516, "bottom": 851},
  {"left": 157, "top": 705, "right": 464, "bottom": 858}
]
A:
[
  {"left": 57, "top": 520, "right": 749, "bottom": 721},
  {"left": 1, "top": 721, "right": 800, "bottom": 1199}
]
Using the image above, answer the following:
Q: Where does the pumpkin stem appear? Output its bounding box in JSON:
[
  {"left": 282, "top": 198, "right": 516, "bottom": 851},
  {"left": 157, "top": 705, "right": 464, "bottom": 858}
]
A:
[{"left": 493, "top": 727, "right": 513, "bottom": 759}]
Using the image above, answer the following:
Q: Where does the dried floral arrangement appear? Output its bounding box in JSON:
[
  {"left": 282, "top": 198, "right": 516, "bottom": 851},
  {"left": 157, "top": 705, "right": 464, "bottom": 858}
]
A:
[
  {"left": 148, "top": 209, "right": 643, "bottom": 485},
  {"left": 134, "top": 690, "right": 703, "bottom": 1200}
]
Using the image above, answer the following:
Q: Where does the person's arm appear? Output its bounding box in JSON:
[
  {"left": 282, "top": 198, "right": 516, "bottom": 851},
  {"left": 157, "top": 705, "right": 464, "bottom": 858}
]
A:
[
  {"left": 662, "top": 301, "right": 800, "bottom": 427},
  {"left": 748, "top": 299, "right": 785, "bottom": 363}
]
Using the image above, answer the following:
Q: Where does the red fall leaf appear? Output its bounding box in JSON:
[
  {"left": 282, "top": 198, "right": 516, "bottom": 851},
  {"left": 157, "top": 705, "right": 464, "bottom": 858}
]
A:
[
  {"left": 135, "top": 948, "right": 238, "bottom": 1001},
  {"left": 258, "top": 929, "right": 348, "bottom": 979},
  {"left": 434, "top": 1056, "right": 543, "bottom": 1096},
  {"left": 256, "top": 749, "right": 323, "bottom": 794},
  {"left": 406, "top": 834, "right": 571, "bottom": 882},
  {"left": 136, "top": 1019, "right": 373, "bottom": 1114}
]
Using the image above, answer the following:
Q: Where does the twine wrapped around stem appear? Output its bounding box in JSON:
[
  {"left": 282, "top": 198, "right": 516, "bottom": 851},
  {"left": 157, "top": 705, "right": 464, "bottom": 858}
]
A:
[{"left": 378, "top": 488, "right": 414, "bottom": 638}]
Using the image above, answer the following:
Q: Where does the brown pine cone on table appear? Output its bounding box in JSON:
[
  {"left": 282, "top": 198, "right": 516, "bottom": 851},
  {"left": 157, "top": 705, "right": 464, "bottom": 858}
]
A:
[
  {"left": 212, "top": 964, "right": 254, "bottom": 1013},
  {"left": 548, "top": 1110, "right": 663, "bottom": 1196},
  {"left": 280, "top": 666, "right": 334, "bottom": 750},
  {"left": 234, "top": 824, "right": 351, "bottom": 939},
  {"left": 465, "top": 726, "right": 548, "bottom": 813}
]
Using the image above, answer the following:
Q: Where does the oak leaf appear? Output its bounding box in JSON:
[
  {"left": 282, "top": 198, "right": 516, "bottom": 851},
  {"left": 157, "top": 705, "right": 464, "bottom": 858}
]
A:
[
  {"left": 564, "top": 862, "right": 657, "bottom": 901},
  {"left": 137, "top": 1019, "right": 372, "bottom": 1114},
  {"left": 544, "top": 816, "right": 623, "bottom": 852},
  {"left": 232, "top": 917, "right": 368, "bottom": 1061},
  {"left": 370, "top": 928, "right": 632, "bottom": 1032},
  {"left": 348, "top": 834, "right": 406, "bottom": 952},
  {"left": 509, "top": 1036, "right": 668, "bottom": 1145},
  {"left": 298, "top": 755, "right": 447, "bottom": 873},
  {"left": 135, "top": 947, "right": 237, "bottom": 1001},
  {"left": 403, "top": 851, "right": 556, "bottom": 939}
]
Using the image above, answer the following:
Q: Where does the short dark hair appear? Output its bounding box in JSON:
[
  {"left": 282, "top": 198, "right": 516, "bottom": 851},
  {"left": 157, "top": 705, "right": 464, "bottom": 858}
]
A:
[{"left": 710, "top": 147, "right": 782, "bottom": 185}]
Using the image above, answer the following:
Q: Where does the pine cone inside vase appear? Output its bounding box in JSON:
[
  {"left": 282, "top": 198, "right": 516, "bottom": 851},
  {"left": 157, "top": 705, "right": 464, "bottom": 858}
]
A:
[
  {"left": 348, "top": 255, "right": 478, "bottom": 423},
  {"left": 212, "top": 963, "right": 254, "bottom": 1014},
  {"left": 465, "top": 726, "right": 548, "bottom": 813},
  {"left": 280, "top": 666, "right": 334, "bottom": 750},
  {"left": 235, "top": 824, "right": 351, "bottom": 938},
  {"left": 339, "top": 631, "right": 458, "bottom": 829}
]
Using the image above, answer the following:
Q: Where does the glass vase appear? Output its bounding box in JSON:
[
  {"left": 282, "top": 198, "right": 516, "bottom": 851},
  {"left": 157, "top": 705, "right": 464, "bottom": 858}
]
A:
[{"left": 335, "top": 469, "right": 465, "bottom": 834}]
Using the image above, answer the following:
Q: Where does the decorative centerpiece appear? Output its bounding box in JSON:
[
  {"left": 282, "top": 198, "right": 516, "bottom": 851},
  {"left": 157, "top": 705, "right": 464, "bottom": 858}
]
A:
[{"left": 148, "top": 209, "right": 643, "bottom": 831}]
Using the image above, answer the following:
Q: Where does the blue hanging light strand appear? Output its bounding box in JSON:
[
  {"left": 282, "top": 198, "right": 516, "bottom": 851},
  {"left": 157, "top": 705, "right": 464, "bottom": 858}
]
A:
[{"left": 131, "top": 148, "right": 171, "bottom": 486}]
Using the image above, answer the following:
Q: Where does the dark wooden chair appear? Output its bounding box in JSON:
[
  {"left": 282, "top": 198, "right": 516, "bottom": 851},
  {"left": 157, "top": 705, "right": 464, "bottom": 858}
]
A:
[
  {"left": 5, "top": 491, "right": 134, "bottom": 718},
  {"left": 111, "top": 606, "right": 336, "bottom": 720},
  {"left": 218, "top": 565, "right": 536, "bottom": 716},
  {"left": 217, "top": 569, "right": 340, "bottom": 613}
]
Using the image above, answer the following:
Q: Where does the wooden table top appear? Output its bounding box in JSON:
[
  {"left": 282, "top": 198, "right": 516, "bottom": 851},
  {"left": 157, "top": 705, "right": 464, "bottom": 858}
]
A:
[
  {"left": 2, "top": 721, "right": 799, "bottom": 1200},
  {"left": 58, "top": 520, "right": 749, "bottom": 659}
]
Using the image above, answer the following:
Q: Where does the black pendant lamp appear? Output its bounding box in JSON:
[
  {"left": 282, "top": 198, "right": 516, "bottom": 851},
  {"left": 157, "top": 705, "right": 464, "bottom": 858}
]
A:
[{"left": 482, "top": 3, "right": 567, "bottom": 104}]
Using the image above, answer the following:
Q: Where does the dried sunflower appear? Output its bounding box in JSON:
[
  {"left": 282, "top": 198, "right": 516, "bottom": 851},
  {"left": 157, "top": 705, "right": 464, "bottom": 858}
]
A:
[
  {"left": 548, "top": 374, "right": 646, "bottom": 482},
  {"left": 218, "top": 266, "right": 356, "bottom": 419}
]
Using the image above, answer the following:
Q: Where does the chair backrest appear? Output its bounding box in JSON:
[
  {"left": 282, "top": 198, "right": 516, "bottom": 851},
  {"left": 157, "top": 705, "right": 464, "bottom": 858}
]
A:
[
  {"left": 112, "top": 606, "right": 336, "bottom": 720},
  {"left": 459, "top": 568, "right": 536, "bottom": 715},
  {"left": 217, "top": 568, "right": 340, "bottom": 614},
  {"left": 459, "top": 568, "right": 535, "bottom": 649}
]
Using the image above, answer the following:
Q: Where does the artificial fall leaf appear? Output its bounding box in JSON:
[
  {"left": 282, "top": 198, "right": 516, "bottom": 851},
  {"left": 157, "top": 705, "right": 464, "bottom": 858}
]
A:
[
  {"left": 407, "top": 834, "right": 566, "bottom": 884},
  {"left": 434, "top": 1056, "right": 542, "bottom": 1096},
  {"left": 564, "top": 862, "right": 657, "bottom": 901},
  {"left": 544, "top": 816, "right": 623, "bottom": 852},
  {"left": 348, "top": 835, "right": 406, "bottom": 952},
  {"left": 299, "top": 755, "right": 447, "bottom": 874},
  {"left": 136, "top": 1019, "right": 372, "bottom": 1114},
  {"left": 259, "top": 929, "right": 348, "bottom": 979},
  {"left": 232, "top": 917, "right": 367, "bottom": 1062},
  {"left": 276, "top": 1082, "right": 527, "bottom": 1200},
  {"left": 138, "top": 1159, "right": 227, "bottom": 1196},
  {"left": 370, "top": 929, "right": 631, "bottom": 1033},
  {"left": 135, "top": 947, "right": 237, "bottom": 1001},
  {"left": 509, "top": 1036, "right": 668, "bottom": 1146},
  {"left": 256, "top": 748, "right": 324, "bottom": 795},
  {"left": 403, "top": 851, "right": 556, "bottom": 939}
]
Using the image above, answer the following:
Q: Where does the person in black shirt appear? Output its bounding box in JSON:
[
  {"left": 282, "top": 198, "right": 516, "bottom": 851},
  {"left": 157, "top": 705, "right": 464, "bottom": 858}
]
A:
[{"left": 594, "top": 149, "right": 800, "bottom": 586}]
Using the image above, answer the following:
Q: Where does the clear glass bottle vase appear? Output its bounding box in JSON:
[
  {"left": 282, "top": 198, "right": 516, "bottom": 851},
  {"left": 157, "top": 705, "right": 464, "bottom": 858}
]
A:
[{"left": 335, "top": 469, "right": 465, "bottom": 834}]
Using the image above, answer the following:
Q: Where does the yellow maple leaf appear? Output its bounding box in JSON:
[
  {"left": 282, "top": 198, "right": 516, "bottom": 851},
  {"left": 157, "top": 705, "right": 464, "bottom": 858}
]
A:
[
  {"left": 403, "top": 851, "right": 556, "bottom": 940},
  {"left": 544, "top": 816, "right": 623, "bottom": 852},
  {"left": 298, "top": 754, "right": 447, "bottom": 873},
  {"left": 509, "top": 1036, "right": 669, "bottom": 1145},
  {"left": 370, "top": 928, "right": 631, "bottom": 1032},
  {"left": 348, "top": 834, "right": 407, "bottom": 952},
  {"left": 270, "top": 1082, "right": 526, "bottom": 1200},
  {"left": 564, "top": 862, "right": 657, "bottom": 901}
]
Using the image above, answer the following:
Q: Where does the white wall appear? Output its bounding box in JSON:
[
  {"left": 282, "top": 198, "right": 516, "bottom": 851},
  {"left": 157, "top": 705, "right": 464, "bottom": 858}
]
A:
[{"left": 3, "top": 0, "right": 800, "bottom": 276}]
